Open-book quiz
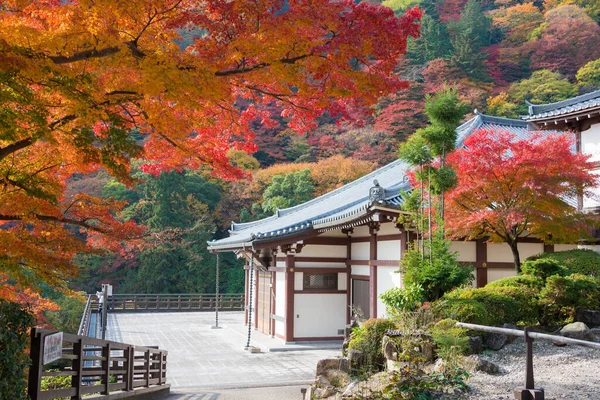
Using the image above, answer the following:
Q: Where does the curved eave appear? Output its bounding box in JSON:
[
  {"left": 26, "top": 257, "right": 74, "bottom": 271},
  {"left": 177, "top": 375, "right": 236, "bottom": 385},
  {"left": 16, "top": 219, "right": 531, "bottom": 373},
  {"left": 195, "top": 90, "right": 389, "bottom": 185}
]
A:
[
  {"left": 524, "top": 105, "right": 600, "bottom": 123},
  {"left": 207, "top": 240, "right": 254, "bottom": 252}
]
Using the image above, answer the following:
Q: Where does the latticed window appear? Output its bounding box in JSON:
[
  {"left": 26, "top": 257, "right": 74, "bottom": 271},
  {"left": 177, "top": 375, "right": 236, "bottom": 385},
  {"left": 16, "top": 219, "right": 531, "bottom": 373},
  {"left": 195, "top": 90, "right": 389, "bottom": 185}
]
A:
[{"left": 303, "top": 273, "right": 338, "bottom": 290}]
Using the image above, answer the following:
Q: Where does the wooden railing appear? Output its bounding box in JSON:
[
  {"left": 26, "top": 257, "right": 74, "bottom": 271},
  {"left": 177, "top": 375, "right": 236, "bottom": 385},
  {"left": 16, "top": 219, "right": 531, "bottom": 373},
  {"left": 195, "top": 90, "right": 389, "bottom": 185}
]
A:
[
  {"left": 78, "top": 294, "right": 99, "bottom": 337},
  {"left": 29, "top": 328, "right": 169, "bottom": 400},
  {"left": 107, "top": 293, "right": 245, "bottom": 312}
]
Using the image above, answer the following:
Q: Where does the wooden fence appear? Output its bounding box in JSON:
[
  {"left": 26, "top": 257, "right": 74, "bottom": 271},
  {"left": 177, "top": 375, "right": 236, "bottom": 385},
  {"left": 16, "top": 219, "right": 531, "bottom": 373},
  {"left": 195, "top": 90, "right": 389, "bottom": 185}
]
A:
[
  {"left": 77, "top": 294, "right": 99, "bottom": 336},
  {"left": 29, "top": 328, "right": 169, "bottom": 400},
  {"left": 107, "top": 293, "right": 245, "bottom": 312}
]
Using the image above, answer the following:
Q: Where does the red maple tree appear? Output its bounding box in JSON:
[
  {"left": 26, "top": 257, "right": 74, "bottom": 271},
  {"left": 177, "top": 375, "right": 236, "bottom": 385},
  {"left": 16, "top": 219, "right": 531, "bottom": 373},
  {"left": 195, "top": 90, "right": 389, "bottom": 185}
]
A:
[
  {"left": 0, "top": 0, "right": 422, "bottom": 307},
  {"left": 445, "top": 128, "right": 597, "bottom": 272}
]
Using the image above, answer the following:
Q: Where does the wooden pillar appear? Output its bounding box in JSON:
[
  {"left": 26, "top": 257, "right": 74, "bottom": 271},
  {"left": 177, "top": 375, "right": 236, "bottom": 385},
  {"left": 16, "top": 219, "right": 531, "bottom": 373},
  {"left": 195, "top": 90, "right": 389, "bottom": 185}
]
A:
[
  {"left": 254, "top": 265, "right": 259, "bottom": 329},
  {"left": 369, "top": 222, "right": 379, "bottom": 319},
  {"left": 244, "top": 266, "right": 249, "bottom": 325},
  {"left": 345, "top": 233, "right": 352, "bottom": 325},
  {"left": 544, "top": 244, "right": 555, "bottom": 253},
  {"left": 476, "top": 239, "right": 488, "bottom": 288},
  {"left": 285, "top": 254, "right": 295, "bottom": 342},
  {"left": 270, "top": 270, "right": 276, "bottom": 337}
]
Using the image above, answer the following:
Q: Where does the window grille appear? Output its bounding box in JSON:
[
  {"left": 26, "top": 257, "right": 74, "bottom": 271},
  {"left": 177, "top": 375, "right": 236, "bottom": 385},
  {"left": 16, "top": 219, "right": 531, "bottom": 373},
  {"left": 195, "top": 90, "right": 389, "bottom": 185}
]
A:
[{"left": 303, "top": 273, "right": 338, "bottom": 290}]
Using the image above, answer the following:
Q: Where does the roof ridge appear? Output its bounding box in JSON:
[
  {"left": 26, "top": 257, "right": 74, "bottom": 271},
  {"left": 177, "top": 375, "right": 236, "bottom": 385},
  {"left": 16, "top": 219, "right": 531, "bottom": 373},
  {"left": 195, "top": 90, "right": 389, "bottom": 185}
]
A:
[{"left": 528, "top": 90, "right": 600, "bottom": 115}]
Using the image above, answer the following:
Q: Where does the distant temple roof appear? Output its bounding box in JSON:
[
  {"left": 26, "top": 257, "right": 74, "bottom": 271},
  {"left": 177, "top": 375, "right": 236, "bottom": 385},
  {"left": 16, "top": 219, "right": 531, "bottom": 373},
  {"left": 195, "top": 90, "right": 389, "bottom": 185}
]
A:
[
  {"left": 523, "top": 90, "right": 600, "bottom": 122},
  {"left": 456, "top": 110, "right": 531, "bottom": 147},
  {"left": 208, "top": 111, "right": 573, "bottom": 251}
]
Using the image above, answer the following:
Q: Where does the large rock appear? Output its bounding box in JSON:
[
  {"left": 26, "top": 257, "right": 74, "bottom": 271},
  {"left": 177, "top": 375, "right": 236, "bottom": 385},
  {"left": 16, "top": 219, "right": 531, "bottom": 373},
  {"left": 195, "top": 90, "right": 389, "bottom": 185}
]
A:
[
  {"left": 347, "top": 350, "right": 365, "bottom": 371},
  {"left": 381, "top": 335, "right": 398, "bottom": 361},
  {"left": 467, "top": 336, "right": 483, "bottom": 354},
  {"left": 485, "top": 332, "right": 508, "bottom": 350},
  {"left": 464, "top": 355, "right": 500, "bottom": 375},
  {"left": 502, "top": 324, "right": 518, "bottom": 343},
  {"left": 560, "top": 322, "right": 595, "bottom": 341},
  {"left": 576, "top": 310, "right": 600, "bottom": 328},
  {"left": 316, "top": 358, "right": 350, "bottom": 376}
]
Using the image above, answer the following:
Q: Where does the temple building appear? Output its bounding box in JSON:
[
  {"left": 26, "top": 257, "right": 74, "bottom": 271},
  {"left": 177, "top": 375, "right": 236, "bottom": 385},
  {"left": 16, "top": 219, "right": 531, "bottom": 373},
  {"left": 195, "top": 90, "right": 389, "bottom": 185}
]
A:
[{"left": 208, "top": 91, "right": 600, "bottom": 343}]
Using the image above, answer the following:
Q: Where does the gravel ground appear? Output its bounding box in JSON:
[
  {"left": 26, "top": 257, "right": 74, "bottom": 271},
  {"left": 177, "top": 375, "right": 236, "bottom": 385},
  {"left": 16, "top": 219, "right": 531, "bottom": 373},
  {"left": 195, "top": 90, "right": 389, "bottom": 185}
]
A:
[{"left": 466, "top": 339, "right": 600, "bottom": 399}]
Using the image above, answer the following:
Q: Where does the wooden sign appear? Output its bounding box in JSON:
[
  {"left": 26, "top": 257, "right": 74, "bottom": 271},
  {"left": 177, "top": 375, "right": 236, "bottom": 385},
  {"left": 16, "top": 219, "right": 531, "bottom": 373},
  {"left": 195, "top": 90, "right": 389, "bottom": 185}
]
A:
[{"left": 43, "top": 332, "right": 63, "bottom": 365}]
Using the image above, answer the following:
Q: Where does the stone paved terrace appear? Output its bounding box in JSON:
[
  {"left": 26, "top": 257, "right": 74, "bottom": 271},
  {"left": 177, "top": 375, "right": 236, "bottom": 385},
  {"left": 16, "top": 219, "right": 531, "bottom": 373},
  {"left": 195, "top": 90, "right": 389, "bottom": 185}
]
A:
[{"left": 105, "top": 311, "right": 340, "bottom": 395}]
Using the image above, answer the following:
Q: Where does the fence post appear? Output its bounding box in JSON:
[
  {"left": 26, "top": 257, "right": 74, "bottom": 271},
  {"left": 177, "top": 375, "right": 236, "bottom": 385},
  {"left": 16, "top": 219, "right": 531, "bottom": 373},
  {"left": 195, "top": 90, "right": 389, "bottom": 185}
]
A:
[
  {"left": 28, "top": 328, "right": 43, "bottom": 400},
  {"left": 102, "top": 342, "right": 111, "bottom": 394},
  {"left": 145, "top": 349, "right": 151, "bottom": 387},
  {"left": 72, "top": 338, "right": 84, "bottom": 400},
  {"left": 126, "top": 346, "right": 134, "bottom": 391}
]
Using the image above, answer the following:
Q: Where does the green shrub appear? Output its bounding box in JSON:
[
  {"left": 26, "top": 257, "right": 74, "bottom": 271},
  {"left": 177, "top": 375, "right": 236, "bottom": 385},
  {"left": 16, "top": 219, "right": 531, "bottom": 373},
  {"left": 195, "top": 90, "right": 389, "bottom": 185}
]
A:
[
  {"left": 528, "top": 249, "right": 600, "bottom": 277},
  {"left": 380, "top": 283, "right": 424, "bottom": 316},
  {"left": 521, "top": 259, "right": 567, "bottom": 280},
  {"left": 539, "top": 273, "right": 600, "bottom": 324},
  {"left": 402, "top": 240, "right": 473, "bottom": 301},
  {"left": 432, "top": 298, "right": 490, "bottom": 325},
  {"left": 0, "top": 300, "right": 34, "bottom": 400},
  {"left": 348, "top": 318, "right": 397, "bottom": 371},
  {"left": 430, "top": 319, "right": 469, "bottom": 370},
  {"left": 459, "top": 287, "right": 536, "bottom": 325},
  {"left": 485, "top": 274, "right": 544, "bottom": 291}
]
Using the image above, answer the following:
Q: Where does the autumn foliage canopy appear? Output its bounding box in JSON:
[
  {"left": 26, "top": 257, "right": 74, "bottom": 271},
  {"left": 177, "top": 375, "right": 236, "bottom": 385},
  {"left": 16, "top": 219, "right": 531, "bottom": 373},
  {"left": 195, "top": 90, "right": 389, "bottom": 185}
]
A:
[
  {"left": 0, "top": 0, "right": 421, "bottom": 303},
  {"left": 445, "top": 128, "right": 597, "bottom": 271}
]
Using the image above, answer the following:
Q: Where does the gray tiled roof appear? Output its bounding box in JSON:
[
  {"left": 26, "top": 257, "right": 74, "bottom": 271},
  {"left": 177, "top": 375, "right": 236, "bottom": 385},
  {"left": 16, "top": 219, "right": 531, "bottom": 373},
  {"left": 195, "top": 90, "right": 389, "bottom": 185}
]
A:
[
  {"left": 209, "top": 111, "right": 575, "bottom": 250},
  {"left": 456, "top": 110, "right": 531, "bottom": 147},
  {"left": 523, "top": 90, "right": 600, "bottom": 121},
  {"left": 208, "top": 159, "right": 411, "bottom": 250}
]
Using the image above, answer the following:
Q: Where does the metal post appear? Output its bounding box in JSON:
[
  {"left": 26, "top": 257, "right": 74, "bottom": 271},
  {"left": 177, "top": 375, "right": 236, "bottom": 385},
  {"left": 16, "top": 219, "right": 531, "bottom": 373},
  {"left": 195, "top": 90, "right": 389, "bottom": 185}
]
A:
[
  {"left": 101, "top": 284, "right": 108, "bottom": 340},
  {"left": 211, "top": 252, "right": 221, "bottom": 329},
  {"left": 245, "top": 255, "right": 254, "bottom": 350}
]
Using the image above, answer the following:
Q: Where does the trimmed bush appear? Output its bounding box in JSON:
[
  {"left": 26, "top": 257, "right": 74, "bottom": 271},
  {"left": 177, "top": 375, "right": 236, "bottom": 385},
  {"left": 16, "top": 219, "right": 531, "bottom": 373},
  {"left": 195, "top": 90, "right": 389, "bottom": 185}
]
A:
[
  {"left": 539, "top": 273, "right": 600, "bottom": 324},
  {"left": 521, "top": 259, "right": 567, "bottom": 280},
  {"left": 432, "top": 298, "right": 491, "bottom": 325},
  {"left": 0, "top": 300, "right": 34, "bottom": 400},
  {"left": 528, "top": 249, "right": 600, "bottom": 277},
  {"left": 485, "top": 275, "right": 544, "bottom": 291},
  {"left": 348, "top": 318, "right": 397, "bottom": 371}
]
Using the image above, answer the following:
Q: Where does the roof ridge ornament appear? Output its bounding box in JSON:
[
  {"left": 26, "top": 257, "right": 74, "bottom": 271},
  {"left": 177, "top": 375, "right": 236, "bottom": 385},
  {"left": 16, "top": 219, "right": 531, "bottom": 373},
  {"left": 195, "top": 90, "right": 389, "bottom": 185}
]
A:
[{"left": 369, "top": 179, "right": 385, "bottom": 203}]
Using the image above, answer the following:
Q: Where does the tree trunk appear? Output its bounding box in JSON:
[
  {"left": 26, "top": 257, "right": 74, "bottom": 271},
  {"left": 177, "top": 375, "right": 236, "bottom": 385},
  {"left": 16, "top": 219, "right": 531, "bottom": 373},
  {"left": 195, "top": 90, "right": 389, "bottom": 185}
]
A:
[{"left": 508, "top": 240, "right": 521, "bottom": 274}]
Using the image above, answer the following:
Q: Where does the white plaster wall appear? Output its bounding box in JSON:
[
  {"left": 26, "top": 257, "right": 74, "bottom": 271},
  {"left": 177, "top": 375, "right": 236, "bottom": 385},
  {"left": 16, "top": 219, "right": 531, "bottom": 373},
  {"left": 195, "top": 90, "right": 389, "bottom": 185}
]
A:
[
  {"left": 378, "top": 222, "right": 400, "bottom": 235},
  {"left": 519, "top": 243, "right": 544, "bottom": 259},
  {"left": 488, "top": 268, "right": 516, "bottom": 283},
  {"left": 450, "top": 241, "right": 476, "bottom": 262},
  {"left": 377, "top": 240, "right": 401, "bottom": 260},
  {"left": 583, "top": 168, "right": 600, "bottom": 209},
  {"left": 555, "top": 244, "right": 578, "bottom": 252},
  {"left": 294, "top": 294, "right": 346, "bottom": 338},
  {"left": 339, "top": 273, "right": 348, "bottom": 291},
  {"left": 352, "top": 226, "right": 370, "bottom": 237},
  {"left": 581, "top": 123, "right": 600, "bottom": 162},
  {"left": 487, "top": 243, "right": 543, "bottom": 262},
  {"left": 351, "top": 242, "right": 370, "bottom": 260},
  {"left": 275, "top": 272, "right": 286, "bottom": 337},
  {"left": 294, "top": 272, "right": 303, "bottom": 291},
  {"left": 351, "top": 265, "right": 370, "bottom": 276},
  {"left": 578, "top": 244, "right": 600, "bottom": 253},
  {"left": 377, "top": 266, "right": 402, "bottom": 318},
  {"left": 300, "top": 244, "right": 347, "bottom": 258},
  {"left": 276, "top": 260, "right": 286, "bottom": 268}
]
